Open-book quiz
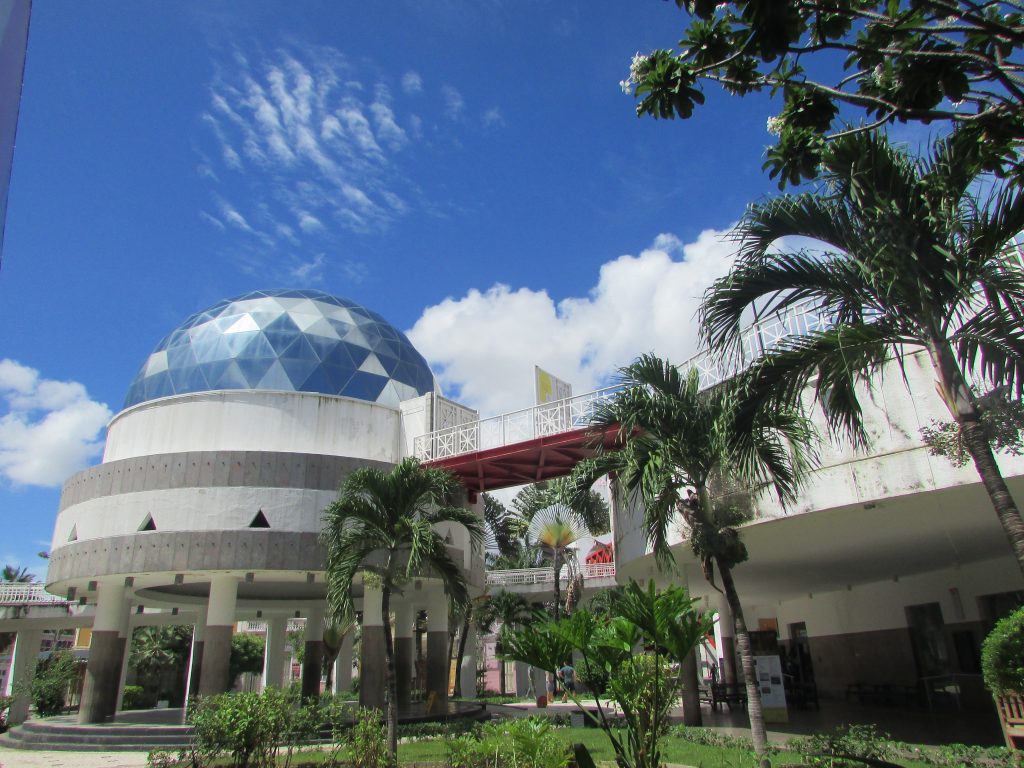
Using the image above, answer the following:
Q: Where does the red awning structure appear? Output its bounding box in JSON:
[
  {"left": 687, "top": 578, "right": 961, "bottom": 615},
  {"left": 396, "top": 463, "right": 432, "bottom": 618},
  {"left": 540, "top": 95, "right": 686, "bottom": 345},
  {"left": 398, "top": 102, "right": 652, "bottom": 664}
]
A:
[{"left": 424, "top": 424, "right": 621, "bottom": 497}]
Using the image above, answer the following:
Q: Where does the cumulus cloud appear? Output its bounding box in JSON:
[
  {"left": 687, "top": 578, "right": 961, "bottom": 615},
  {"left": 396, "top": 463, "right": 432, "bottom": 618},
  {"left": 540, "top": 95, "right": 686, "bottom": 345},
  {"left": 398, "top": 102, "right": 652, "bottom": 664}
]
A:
[
  {"left": 408, "top": 229, "right": 738, "bottom": 415},
  {"left": 0, "top": 360, "right": 111, "bottom": 487}
]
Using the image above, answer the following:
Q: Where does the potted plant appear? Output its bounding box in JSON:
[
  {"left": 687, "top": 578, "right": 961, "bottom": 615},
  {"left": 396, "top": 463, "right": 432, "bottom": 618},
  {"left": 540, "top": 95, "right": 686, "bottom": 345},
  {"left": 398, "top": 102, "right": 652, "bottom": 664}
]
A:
[{"left": 982, "top": 606, "right": 1024, "bottom": 749}]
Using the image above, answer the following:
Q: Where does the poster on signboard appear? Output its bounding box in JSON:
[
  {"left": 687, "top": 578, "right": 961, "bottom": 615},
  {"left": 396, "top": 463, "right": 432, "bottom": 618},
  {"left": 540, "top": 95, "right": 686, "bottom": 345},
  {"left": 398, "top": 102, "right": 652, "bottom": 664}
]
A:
[
  {"left": 535, "top": 366, "right": 572, "bottom": 405},
  {"left": 753, "top": 655, "right": 789, "bottom": 723}
]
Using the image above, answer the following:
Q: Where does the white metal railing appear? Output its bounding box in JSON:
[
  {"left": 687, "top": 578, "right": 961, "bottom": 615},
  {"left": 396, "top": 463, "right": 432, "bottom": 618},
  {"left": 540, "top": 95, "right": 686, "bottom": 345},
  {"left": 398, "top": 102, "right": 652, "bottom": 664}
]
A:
[
  {"left": 0, "top": 582, "right": 68, "bottom": 606},
  {"left": 485, "top": 562, "right": 616, "bottom": 588},
  {"left": 414, "top": 298, "right": 828, "bottom": 461}
]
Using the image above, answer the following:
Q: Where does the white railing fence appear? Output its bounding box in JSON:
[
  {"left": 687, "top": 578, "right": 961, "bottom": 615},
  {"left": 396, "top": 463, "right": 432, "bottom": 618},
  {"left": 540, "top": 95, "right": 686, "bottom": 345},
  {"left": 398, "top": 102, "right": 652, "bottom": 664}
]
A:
[
  {"left": 485, "top": 562, "right": 616, "bottom": 588},
  {"left": 0, "top": 582, "right": 68, "bottom": 605},
  {"left": 414, "top": 298, "right": 827, "bottom": 462}
]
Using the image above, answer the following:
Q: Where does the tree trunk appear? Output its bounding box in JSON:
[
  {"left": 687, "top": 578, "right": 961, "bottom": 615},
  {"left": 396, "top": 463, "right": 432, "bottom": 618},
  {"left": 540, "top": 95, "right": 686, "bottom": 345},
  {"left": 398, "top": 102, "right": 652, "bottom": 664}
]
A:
[
  {"left": 718, "top": 560, "right": 769, "bottom": 768},
  {"left": 454, "top": 612, "right": 470, "bottom": 696},
  {"left": 552, "top": 548, "right": 561, "bottom": 622},
  {"left": 930, "top": 341, "right": 1024, "bottom": 576},
  {"left": 381, "top": 585, "right": 398, "bottom": 767}
]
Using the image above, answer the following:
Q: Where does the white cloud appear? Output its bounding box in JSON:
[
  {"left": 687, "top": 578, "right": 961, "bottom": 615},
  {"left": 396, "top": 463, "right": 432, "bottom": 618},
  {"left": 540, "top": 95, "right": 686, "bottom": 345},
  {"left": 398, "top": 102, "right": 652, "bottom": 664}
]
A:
[
  {"left": 441, "top": 85, "right": 464, "bottom": 120},
  {"left": 402, "top": 71, "right": 423, "bottom": 94},
  {"left": 0, "top": 360, "right": 111, "bottom": 487},
  {"left": 290, "top": 253, "right": 325, "bottom": 282},
  {"left": 407, "top": 229, "right": 737, "bottom": 415},
  {"left": 482, "top": 107, "right": 504, "bottom": 128}
]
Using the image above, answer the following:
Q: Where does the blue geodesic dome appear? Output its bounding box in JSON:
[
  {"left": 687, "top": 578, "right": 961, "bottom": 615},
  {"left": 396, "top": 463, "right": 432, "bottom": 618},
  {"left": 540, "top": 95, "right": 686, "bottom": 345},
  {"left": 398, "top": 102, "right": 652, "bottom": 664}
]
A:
[{"left": 123, "top": 289, "right": 435, "bottom": 409}]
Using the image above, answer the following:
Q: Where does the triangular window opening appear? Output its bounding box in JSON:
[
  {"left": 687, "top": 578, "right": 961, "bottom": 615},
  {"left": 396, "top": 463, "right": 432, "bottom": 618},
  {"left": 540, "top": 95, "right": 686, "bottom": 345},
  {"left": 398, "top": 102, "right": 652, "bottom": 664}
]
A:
[
  {"left": 249, "top": 510, "right": 271, "bottom": 529},
  {"left": 139, "top": 514, "right": 156, "bottom": 532},
  {"left": 67, "top": 525, "right": 78, "bottom": 542}
]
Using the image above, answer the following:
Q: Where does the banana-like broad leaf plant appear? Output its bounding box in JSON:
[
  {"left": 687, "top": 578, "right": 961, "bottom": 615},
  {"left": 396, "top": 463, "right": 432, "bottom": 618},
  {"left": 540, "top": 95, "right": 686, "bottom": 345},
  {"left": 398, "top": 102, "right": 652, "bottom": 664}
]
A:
[{"left": 501, "top": 579, "right": 713, "bottom": 768}]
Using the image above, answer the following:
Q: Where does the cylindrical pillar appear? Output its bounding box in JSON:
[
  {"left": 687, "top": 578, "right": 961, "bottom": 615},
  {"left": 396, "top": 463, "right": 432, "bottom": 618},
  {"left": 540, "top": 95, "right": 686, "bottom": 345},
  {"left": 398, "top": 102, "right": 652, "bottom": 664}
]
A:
[
  {"left": 360, "top": 581, "right": 386, "bottom": 709},
  {"left": 114, "top": 595, "right": 134, "bottom": 713},
  {"left": 302, "top": 605, "right": 325, "bottom": 699},
  {"left": 262, "top": 615, "right": 288, "bottom": 690},
  {"left": 334, "top": 629, "right": 354, "bottom": 694},
  {"left": 394, "top": 600, "right": 414, "bottom": 708},
  {"left": 716, "top": 592, "right": 738, "bottom": 687},
  {"left": 515, "top": 662, "right": 530, "bottom": 697},
  {"left": 80, "top": 580, "right": 128, "bottom": 723},
  {"left": 184, "top": 608, "right": 207, "bottom": 702},
  {"left": 198, "top": 575, "right": 238, "bottom": 696},
  {"left": 459, "top": 621, "right": 477, "bottom": 699},
  {"left": 5, "top": 628, "right": 43, "bottom": 725},
  {"left": 425, "top": 588, "right": 449, "bottom": 714},
  {"left": 679, "top": 569, "right": 702, "bottom": 726}
]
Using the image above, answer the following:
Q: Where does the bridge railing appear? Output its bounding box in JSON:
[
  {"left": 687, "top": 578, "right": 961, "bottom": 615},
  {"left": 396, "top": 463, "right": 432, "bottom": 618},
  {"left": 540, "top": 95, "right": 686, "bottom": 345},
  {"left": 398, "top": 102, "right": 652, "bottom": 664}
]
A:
[
  {"left": 414, "top": 298, "right": 827, "bottom": 462},
  {"left": 0, "top": 582, "right": 68, "bottom": 606},
  {"left": 485, "top": 562, "right": 616, "bottom": 588}
]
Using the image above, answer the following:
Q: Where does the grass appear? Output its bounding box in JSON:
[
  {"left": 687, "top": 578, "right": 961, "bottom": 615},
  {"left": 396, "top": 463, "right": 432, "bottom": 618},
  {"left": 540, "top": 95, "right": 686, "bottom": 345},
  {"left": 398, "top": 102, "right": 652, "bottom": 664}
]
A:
[{"left": 276, "top": 727, "right": 943, "bottom": 767}]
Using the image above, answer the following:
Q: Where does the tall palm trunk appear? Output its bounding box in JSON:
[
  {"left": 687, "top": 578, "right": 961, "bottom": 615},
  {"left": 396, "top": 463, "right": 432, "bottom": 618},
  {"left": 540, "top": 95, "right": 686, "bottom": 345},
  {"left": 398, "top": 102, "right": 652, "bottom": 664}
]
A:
[
  {"left": 552, "top": 548, "right": 561, "bottom": 622},
  {"left": 718, "top": 561, "right": 769, "bottom": 767},
  {"left": 381, "top": 585, "right": 398, "bottom": 767},
  {"left": 930, "top": 342, "right": 1024, "bottom": 575},
  {"left": 454, "top": 612, "right": 470, "bottom": 696}
]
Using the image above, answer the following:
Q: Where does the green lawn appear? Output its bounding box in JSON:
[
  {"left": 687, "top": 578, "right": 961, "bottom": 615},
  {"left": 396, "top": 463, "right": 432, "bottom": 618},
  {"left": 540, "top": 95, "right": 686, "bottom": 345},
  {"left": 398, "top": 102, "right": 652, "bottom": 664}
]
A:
[{"left": 278, "top": 728, "right": 941, "bottom": 767}]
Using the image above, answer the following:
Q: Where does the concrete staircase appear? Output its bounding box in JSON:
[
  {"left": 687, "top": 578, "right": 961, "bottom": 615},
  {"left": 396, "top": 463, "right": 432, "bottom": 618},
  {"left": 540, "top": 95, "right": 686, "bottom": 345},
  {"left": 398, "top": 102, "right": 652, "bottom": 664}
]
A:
[{"left": 0, "top": 714, "right": 192, "bottom": 752}]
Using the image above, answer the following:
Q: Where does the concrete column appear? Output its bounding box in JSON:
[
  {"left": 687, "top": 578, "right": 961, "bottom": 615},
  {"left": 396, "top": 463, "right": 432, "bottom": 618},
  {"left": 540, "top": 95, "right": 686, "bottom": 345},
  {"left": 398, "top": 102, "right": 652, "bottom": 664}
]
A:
[
  {"left": 5, "top": 627, "right": 43, "bottom": 725},
  {"left": 360, "top": 581, "right": 386, "bottom": 709},
  {"left": 678, "top": 569, "right": 702, "bottom": 726},
  {"left": 515, "top": 662, "right": 530, "bottom": 697},
  {"left": 425, "top": 589, "right": 449, "bottom": 714},
  {"left": 80, "top": 580, "right": 128, "bottom": 723},
  {"left": 334, "top": 629, "right": 354, "bottom": 694},
  {"left": 302, "top": 606, "right": 325, "bottom": 699},
  {"left": 262, "top": 615, "right": 288, "bottom": 690},
  {"left": 459, "top": 621, "right": 477, "bottom": 699},
  {"left": 198, "top": 575, "right": 238, "bottom": 696},
  {"left": 394, "top": 600, "right": 414, "bottom": 708},
  {"left": 530, "top": 665, "right": 545, "bottom": 702},
  {"left": 114, "top": 597, "right": 134, "bottom": 713},
  {"left": 716, "top": 592, "right": 738, "bottom": 687},
  {"left": 184, "top": 608, "right": 207, "bottom": 702}
]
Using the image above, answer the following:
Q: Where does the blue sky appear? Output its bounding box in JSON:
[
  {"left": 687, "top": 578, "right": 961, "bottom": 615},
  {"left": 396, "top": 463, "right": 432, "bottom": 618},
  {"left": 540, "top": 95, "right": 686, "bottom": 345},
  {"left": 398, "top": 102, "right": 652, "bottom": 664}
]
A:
[{"left": 0, "top": 1, "right": 795, "bottom": 576}]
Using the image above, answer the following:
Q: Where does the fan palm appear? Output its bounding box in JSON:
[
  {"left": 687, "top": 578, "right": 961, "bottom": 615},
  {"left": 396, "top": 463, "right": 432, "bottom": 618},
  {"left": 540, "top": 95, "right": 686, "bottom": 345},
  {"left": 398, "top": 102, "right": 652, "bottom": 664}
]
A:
[
  {"left": 527, "top": 504, "right": 589, "bottom": 622},
  {"left": 702, "top": 130, "right": 1024, "bottom": 575},
  {"left": 570, "top": 354, "right": 815, "bottom": 764},
  {"left": 321, "top": 458, "right": 484, "bottom": 765}
]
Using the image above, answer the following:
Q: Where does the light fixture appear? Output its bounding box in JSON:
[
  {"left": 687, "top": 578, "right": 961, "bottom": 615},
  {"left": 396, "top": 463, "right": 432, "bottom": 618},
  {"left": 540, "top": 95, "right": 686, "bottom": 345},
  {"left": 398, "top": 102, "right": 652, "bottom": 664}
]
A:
[
  {"left": 306, "top": 572, "right": 315, "bottom": 584},
  {"left": 79, "top": 596, "right": 87, "bottom": 605},
  {"left": 66, "top": 587, "right": 77, "bottom": 601},
  {"left": 124, "top": 576, "right": 135, "bottom": 587},
  {"left": 171, "top": 607, "right": 179, "bottom": 616},
  {"left": 87, "top": 580, "right": 97, "bottom": 592},
  {"left": 294, "top": 610, "right": 301, "bottom": 619},
  {"left": 245, "top": 572, "right": 255, "bottom": 583},
  {"left": 136, "top": 605, "right": 144, "bottom": 614},
  {"left": 256, "top": 610, "right": 263, "bottom": 619},
  {"left": 174, "top": 573, "right": 185, "bottom": 585}
]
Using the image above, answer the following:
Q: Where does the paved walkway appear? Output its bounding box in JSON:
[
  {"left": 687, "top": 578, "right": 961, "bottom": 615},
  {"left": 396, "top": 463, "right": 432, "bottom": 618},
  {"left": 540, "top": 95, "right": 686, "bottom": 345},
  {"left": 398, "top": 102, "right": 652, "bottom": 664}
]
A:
[{"left": 0, "top": 748, "right": 150, "bottom": 768}]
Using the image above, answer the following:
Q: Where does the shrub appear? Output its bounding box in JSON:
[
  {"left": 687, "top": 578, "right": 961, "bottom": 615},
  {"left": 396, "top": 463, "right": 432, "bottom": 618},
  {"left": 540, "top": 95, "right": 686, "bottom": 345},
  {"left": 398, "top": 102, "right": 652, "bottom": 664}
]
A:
[
  {"left": 790, "top": 724, "right": 895, "bottom": 768},
  {"left": 447, "top": 717, "right": 570, "bottom": 768},
  {"left": 982, "top": 606, "right": 1024, "bottom": 695},
  {"left": 188, "top": 689, "right": 289, "bottom": 768},
  {"left": 122, "top": 685, "right": 146, "bottom": 710},
  {"left": 0, "top": 694, "right": 11, "bottom": 733},
  {"left": 350, "top": 707, "right": 387, "bottom": 768},
  {"left": 31, "top": 651, "right": 79, "bottom": 717}
]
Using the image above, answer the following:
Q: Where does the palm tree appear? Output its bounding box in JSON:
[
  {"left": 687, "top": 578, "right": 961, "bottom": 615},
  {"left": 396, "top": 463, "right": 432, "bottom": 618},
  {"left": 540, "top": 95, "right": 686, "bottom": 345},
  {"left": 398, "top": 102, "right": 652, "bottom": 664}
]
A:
[
  {"left": 570, "top": 354, "right": 815, "bottom": 765},
  {"left": 320, "top": 457, "right": 483, "bottom": 766},
  {"left": 477, "top": 589, "right": 542, "bottom": 695},
  {"left": 701, "top": 130, "right": 1024, "bottom": 575},
  {"left": 2, "top": 564, "right": 34, "bottom": 582},
  {"left": 527, "top": 504, "right": 589, "bottom": 623}
]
